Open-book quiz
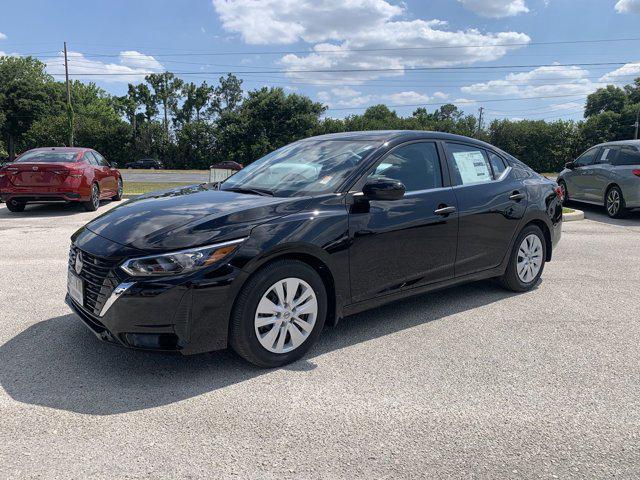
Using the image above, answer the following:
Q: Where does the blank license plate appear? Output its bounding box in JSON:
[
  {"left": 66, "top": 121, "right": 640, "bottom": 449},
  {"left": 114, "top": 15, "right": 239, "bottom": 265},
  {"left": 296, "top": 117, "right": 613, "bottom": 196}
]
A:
[{"left": 67, "top": 271, "right": 84, "bottom": 306}]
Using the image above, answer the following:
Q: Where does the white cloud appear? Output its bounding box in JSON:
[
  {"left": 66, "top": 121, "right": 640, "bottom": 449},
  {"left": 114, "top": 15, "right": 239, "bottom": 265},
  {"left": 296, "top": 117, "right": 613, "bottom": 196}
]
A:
[
  {"left": 212, "top": 0, "right": 402, "bottom": 45},
  {"left": 458, "top": 0, "right": 529, "bottom": 18},
  {"left": 433, "top": 91, "right": 450, "bottom": 99},
  {"left": 212, "top": 0, "right": 530, "bottom": 84},
  {"left": 0, "top": 32, "right": 7, "bottom": 40},
  {"left": 318, "top": 87, "right": 432, "bottom": 109},
  {"left": 44, "top": 50, "right": 164, "bottom": 83},
  {"left": 615, "top": 0, "right": 640, "bottom": 13},
  {"left": 461, "top": 65, "right": 601, "bottom": 98},
  {"left": 599, "top": 62, "right": 640, "bottom": 83}
]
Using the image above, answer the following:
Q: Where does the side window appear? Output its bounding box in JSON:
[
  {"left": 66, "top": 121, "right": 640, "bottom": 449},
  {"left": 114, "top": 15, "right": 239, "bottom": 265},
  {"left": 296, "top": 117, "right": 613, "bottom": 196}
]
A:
[
  {"left": 597, "top": 147, "right": 618, "bottom": 164},
  {"left": 487, "top": 151, "right": 507, "bottom": 178},
  {"left": 575, "top": 148, "right": 598, "bottom": 167},
  {"left": 445, "top": 143, "right": 493, "bottom": 186},
  {"left": 93, "top": 151, "right": 109, "bottom": 167},
  {"left": 83, "top": 152, "right": 98, "bottom": 166},
  {"left": 615, "top": 145, "right": 640, "bottom": 165},
  {"left": 367, "top": 142, "right": 442, "bottom": 192}
]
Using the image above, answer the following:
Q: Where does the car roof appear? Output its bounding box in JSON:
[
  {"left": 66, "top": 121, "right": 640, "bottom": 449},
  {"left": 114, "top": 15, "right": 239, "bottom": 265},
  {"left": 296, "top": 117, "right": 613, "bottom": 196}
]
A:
[
  {"left": 596, "top": 139, "right": 640, "bottom": 147},
  {"left": 25, "top": 147, "right": 90, "bottom": 153},
  {"left": 302, "top": 130, "right": 496, "bottom": 149}
]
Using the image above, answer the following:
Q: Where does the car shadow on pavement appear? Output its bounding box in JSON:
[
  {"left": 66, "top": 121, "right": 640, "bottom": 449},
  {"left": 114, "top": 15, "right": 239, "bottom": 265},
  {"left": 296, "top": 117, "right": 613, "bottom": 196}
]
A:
[
  {"left": 0, "top": 280, "right": 521, "bottom": 416},
  {"left": 0, "top": 202, "right": 116, "bottom": 219},
  {"left": 566, "top": 201, "right": 640, "bottom": 227}
]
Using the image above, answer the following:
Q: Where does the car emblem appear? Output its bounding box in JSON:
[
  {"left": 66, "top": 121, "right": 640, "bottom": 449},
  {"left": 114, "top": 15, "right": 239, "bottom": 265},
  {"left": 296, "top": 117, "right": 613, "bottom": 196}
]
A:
[
  {"left": 75, "top": 252, "right": 84, "bottom": 275},
  {"left": 32, "top": 166, "right": 38, "bottom": 171}
]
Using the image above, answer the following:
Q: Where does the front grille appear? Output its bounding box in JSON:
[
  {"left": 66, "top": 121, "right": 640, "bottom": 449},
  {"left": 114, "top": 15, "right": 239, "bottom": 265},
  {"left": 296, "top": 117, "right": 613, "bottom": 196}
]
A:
[{"left": 69, "top": 245, "right": 120, "bottom": 316}]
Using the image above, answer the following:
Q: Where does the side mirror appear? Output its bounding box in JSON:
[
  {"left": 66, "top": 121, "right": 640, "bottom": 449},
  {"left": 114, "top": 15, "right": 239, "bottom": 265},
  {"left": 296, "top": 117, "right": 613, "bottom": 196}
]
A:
[
  {"left": 110, "top": 162, "right": 118, "bottom": 168},
  {"left": 362, "top": 178, "right": 405, "bottom": 201},
  {"left": 565, "top": 161, "right": 575, "bottom": 170}
]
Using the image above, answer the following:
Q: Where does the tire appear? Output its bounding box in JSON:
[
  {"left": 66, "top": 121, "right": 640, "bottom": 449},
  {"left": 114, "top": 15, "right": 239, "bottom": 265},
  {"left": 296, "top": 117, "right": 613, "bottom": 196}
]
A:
[
  {"left": 6, "top": 199, "right": 26, "bottom": 212},
  {"left": 499, "top": 224, "right": 546, "bottom": 292},
  {"left": 112, "top": 179, "right": 123, "bottom": 201},
  {"left": 605, "top": 185, "right": 627, "bottom": 218},
  {"left": 83, "top": 184, "right": 100, "bottom": 212},
  {"left": 230, "top": 259, "right": 327, "bottom": 368},
  {"left": 558, "top": 180, "right": 568, "bottom": 205}
]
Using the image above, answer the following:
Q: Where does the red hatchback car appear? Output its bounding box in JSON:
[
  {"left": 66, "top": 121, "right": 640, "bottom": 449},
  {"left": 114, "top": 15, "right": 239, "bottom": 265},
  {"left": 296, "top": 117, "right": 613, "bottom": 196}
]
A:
[{"left": 0, "top": 147, "right": 123, "bottom": 212}]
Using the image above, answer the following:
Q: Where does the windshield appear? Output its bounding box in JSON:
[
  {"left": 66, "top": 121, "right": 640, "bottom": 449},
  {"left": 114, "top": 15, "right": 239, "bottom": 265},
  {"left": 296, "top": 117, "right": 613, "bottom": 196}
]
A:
[
  {"left": 220, "top": 140, "right": 379, "bottom": 197},
  {"left": 16, "top": 151, "right": 80, "bottom": 163}
]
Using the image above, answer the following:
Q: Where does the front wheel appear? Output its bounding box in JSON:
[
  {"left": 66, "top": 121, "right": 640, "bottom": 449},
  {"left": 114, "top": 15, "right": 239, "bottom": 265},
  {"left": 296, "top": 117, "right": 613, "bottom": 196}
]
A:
[
  {"left": 5, "top": 199, "right": 26, "bottom": 212},
  {"left": 605, "top": 186, "right": 627, "bottom": 218},
  {"left": 83, "top": 184, "right": 100, "bottom": 212},
  {"left": 499, "top": 225, "right": 546, "bottom": 292},
  {"left": 230, "top": 260, "right": 327, "bottom": 367}
]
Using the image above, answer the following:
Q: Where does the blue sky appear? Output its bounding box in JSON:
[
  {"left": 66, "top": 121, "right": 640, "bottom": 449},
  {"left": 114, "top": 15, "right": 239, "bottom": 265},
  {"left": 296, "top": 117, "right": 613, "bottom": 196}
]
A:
[{"left": 2, "top": 0, "right": 640, "bottom": 123}]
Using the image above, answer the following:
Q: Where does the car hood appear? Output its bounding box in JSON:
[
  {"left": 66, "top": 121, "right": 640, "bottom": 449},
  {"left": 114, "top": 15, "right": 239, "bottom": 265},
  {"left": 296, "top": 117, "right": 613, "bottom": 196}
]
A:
[{"left": 83, "top": 184, "right": 310, "bottom": 251}]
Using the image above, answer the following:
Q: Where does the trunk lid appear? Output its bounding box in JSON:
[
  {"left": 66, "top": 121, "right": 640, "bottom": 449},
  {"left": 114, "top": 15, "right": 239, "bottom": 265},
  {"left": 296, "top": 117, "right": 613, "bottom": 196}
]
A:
[{"left": 6, "top": 162, "right": 82, "bottom": 187}]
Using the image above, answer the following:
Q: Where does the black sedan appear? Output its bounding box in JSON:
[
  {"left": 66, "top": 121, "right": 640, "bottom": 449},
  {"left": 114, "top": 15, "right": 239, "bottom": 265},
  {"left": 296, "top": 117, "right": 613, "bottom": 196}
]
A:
[
  {"left": 124, "top": 158, "right": 163, "bottom": 169},
  {"left": 66, "top": 131, "right": 562, "bottom": 367}
]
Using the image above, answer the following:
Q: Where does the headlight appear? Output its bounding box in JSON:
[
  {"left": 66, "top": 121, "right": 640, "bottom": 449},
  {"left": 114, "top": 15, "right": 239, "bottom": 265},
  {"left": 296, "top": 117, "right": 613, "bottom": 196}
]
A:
[{"left": 120, "top": 238, "right": 246, "bottom": 277}]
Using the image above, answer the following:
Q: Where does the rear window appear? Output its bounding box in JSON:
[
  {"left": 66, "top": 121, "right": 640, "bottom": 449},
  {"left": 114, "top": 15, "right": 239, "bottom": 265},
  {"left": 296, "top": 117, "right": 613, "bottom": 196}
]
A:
[
  {"left": 614, "top": 145, "right": 640, "bottom": 166},
  {"left": 16, "top": 151, "right": 80, "bottom": 163}
]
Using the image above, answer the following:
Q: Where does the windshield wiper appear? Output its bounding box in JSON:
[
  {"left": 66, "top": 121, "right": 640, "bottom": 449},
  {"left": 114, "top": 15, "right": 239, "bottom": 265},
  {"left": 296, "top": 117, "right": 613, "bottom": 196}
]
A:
[{"left": 223, "top": 186, "right": 275, "bottom": 197}]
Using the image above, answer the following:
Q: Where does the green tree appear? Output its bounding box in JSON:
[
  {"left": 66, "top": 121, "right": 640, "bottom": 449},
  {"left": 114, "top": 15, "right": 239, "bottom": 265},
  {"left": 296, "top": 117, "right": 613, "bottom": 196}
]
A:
[
  {"left": 145, "top": 72, "right": 184, "bottom": 139},
  {"left": 584, "top": 85, "right": 627, "bottom": 117},
  {"left": 210, "top": 74, "right": 243, "bottom": 117}
]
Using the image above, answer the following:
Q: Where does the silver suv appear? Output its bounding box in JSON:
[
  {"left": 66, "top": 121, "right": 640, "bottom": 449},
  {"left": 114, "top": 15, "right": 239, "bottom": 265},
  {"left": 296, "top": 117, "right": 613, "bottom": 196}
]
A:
[{"left": 558, "top": 140, "right": 640, "bottom": 218}]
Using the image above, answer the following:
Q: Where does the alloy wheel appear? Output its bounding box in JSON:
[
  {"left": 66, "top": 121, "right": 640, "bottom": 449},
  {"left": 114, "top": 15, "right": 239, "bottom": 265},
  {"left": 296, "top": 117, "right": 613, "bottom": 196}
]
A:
[
  {"left": 117, "top": 180, "right": 123, "bottom": 198},
  {"left": 517, "top": 234, "right": 543, "bottom": 283},
  {"left": 254, "top": 277, "right": 318, "bottom": 354},
  {"left": 607, "top": 189, "right": 620, "bottom": 217},
  {"left": 92, "top": 185, "right": 100, "bottom": 209}
]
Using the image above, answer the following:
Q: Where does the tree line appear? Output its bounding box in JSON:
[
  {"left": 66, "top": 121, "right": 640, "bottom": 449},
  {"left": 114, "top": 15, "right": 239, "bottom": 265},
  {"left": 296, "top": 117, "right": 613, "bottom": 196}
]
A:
[{"left": 2, "top": 55, "right": 640, "bottom": 172}]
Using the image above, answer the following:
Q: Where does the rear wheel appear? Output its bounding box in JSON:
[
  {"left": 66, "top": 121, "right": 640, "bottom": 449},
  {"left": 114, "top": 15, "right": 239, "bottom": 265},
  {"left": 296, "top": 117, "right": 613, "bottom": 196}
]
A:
[
  {"left": 83, "top": 184, "right": 100, "bottom": 212},
  {"left": 230, "top": 260, "right": 327, "bottom": 367},
  {"left": 605, "top": 186, "right": 627, "bottom": 218},
  {"left": 499, "top": 225, "right": 546, "bottom": 292},
  {"left": 112, "top": 179, "right": 123, "bottom": 201},
  {"left": 5, "top": 199, "right": 26, "bottom": 212}
]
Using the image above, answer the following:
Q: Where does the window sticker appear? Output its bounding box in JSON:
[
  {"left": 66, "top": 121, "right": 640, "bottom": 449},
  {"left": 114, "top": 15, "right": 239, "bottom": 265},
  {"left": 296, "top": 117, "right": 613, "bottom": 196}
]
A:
[{"left": 452, "top": 151, "right": 492, "bottom": 184}]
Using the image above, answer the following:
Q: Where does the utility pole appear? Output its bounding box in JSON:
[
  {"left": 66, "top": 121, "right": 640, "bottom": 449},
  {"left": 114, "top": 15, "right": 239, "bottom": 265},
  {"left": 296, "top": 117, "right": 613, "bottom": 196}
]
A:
[
  {"left": 63, "top": 41, "right": 74, "bottom": 147},
  {"left": 634, "top": 107, "right": 639, "bottom": 140},
  {"left": 477, "top": 106, "right": 484, "bottom": 135}
]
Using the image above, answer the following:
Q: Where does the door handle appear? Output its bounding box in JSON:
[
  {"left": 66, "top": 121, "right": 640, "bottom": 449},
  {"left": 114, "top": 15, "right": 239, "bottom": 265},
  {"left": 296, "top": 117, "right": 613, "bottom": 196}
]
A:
[
  {"left": 434, "top": 205, "right": 456, "bottom": 216},
  {"left": 510, "top": 191, "right": 525, "bottom": 201}
]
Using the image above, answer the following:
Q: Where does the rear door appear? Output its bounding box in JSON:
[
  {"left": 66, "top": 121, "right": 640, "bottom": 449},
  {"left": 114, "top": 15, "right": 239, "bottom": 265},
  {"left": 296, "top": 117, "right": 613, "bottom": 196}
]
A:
[
  {"left": 444, "top": 143, "right": 527, "bottom": 277},
  {"left": 348, "top": 141, "right": 458, "bottom": 303},
  {"left": 93, "top": 151, "right": 117, "bottom": 194}
]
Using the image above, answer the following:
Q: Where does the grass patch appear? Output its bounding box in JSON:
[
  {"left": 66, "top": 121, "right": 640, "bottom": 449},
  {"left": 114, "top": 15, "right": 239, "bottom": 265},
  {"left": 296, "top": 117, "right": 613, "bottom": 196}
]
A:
[
  {"left": 124, "top": 181, "right": 196, "bottom": 195},
  {"left": 562, "top": 207, "right": 575, "bottom": 214}
]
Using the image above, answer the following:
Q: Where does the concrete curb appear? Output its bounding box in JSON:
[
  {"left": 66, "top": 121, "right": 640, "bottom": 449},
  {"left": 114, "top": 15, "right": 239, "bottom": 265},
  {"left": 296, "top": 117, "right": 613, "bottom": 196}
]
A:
[{"left": 564, "top": 209, "right": 585, "bottom": 222}]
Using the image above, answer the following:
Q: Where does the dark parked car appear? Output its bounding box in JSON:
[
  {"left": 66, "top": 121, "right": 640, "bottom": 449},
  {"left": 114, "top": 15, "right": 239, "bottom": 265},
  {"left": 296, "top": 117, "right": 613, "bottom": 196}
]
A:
[
  {"left": 124, "top": 158, "right": 163, "bottom": 169},
  {"left": 0, "top": 147, "right": 122, "bottom": 212},
  {"left": 66, "top": 131, "right": 562, "bottom": 367},
  {"left": 211, "top": 160, "right": 243, "bottom": 171},
  {"left": 558, "top": 140, "right": 640, "bottom": 218}
]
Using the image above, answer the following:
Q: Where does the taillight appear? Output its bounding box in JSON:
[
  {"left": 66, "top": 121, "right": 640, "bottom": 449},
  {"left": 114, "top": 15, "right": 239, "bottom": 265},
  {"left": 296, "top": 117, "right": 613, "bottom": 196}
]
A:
[
  {"left": 68, "top": 169, "right": 84, "bottom": 178},
  {"left": 633, "top": 169, "right": 640, "bottom": 177}
]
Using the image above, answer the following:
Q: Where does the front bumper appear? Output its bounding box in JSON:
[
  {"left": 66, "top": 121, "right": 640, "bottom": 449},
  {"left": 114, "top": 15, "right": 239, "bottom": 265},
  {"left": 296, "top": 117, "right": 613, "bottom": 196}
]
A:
[{"left": 66, "top": 231, "right": 248, "bottom": 354}]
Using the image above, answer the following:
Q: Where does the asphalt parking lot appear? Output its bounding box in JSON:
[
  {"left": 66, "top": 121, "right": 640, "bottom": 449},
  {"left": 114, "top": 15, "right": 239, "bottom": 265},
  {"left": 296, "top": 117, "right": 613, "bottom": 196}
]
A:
[{"left": 0, "top": 201, "right": 639, "bottom": 479}]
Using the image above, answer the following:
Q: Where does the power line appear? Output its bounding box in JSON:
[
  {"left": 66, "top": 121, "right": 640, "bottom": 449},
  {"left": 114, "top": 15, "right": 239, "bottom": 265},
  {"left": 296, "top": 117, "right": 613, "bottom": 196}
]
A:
[
  {"left": 28, "top": 36, "right": 640, "bottom": 58},
  {"left": 41, "top": 61, "right": 638, "bottom": 76}
]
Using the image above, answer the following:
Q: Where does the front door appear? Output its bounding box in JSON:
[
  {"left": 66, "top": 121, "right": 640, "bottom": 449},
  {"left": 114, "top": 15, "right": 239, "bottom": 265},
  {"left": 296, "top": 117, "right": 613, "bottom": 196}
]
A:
[
  {"left": 566, "top": 147, "right": 600, "bottom": 201},
  {"left": 348, "top": 141, "right": 458, "bottom": 304}
]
